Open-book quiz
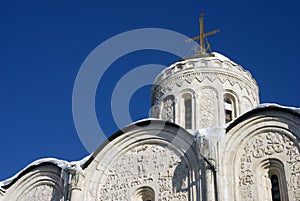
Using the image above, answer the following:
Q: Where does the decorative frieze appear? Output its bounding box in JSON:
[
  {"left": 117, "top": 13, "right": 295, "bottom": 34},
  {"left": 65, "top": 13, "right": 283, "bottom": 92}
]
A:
[
  {"left": 199, "top": 88, "right": 218, "bottom": 129},
  {"left": 238, "top": 132, "right": 300, "bottom": 200},
  {"left": 151, "top": 71, "right": 259, "bottom": 126},
  {"left": 155, "top": 55, "right": 257, "bottom": 87},
  {"left": 240, "top": 97, "right": 253, "bottom": 114},
  {"left": 153, "top": 71, "right": 258, "bottom": 101},
  {"left": 162, "top": 96, "right": 175, "bottom": 122},
  {"left": 91, "top": 144, "right": 189, "bottom": 201}
]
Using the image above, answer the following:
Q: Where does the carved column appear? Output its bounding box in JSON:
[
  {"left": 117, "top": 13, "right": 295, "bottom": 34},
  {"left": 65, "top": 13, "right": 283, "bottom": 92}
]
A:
[
  {"left": 206, "top": 167, "right": 215, "bottom": 201},
  {"left": 174, "top": 97, "right": 179, "bottom": 125},
  {"left": 69, "top": 170, "right": 84, "bottom": 201}
]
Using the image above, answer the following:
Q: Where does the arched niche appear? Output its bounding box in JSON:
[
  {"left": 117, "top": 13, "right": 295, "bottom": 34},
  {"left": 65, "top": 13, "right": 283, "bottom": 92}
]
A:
[
  {"left": 132, "top": 186, "right": 155, "bottom": 201},
  {"left": 220, "top": 106, "right": 300, "bottom": 201},
  {"left": 2, "top": 164, "right": 66, "bottom": 201},
  {"left": 81, "top": 119, "right": 202, "bottom": 201}
]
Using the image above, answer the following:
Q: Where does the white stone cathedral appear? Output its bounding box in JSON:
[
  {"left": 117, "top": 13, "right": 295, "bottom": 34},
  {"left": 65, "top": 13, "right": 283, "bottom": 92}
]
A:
[{"left": 1, "top": 35, "right": 300, "bottom": 201}]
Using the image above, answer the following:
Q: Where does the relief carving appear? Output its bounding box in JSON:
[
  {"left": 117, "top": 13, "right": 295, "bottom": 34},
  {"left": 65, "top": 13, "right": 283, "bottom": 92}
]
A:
[
  {"left": 92, "top": 144, "right": 189, "bottom": 201},
  {"left": 152, "top": 71, "right": 258, "bottom": 104},
  {"left": 251, "top": 133, "right": 284, "bottom": 159},
  {"left": 19, "top": 184, "right": 61, "bottom": 201},
  {"left": 71, "top": 171, "right": 85, "bottom": 191},
  {"left": 240, "top": 97, "right": 253, "bottom": 114},
  {"left": 199, "top": 88, "right": 217, "bottom": 129},
  {"left": 238, "top": 132, "right": 300, "bottom": 201},
  {"left": 162, "top": 96, "right": 175, "bottom": 122}
]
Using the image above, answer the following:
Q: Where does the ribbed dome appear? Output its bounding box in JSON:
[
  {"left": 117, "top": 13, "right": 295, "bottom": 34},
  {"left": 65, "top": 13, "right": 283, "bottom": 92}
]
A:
[{"left": 150, "top": 52, "right": 259, "bottom": 129}]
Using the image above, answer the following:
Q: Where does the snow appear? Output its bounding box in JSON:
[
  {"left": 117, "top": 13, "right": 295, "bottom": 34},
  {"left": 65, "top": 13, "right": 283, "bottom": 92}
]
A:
[
  {"left": 194, "top": 127, "right": 226, "bottom": 157},
  {"left": 1, "top": 103, "right": 299, "bottom": 189},
  {"left": 211, "top": 52, "right": 235, "bottom": 63},
  {"left": 129, "top": 118, "right": 162, "bottom": 125},
  {"left": 0, "top": 156, "right": 90, "bottom": 188},
  {"left": 224, "top": 103, "right": 300, "bottom": 129},
  {"left": 171, "top": 51, "right": 237, "bottom": 68},
  {"left": 253, "top": 103, "right": 300, "bottom": 114},
  {"left": 69, "top": 155, "right": 91, "bottom": 168},
  {"left": 154, "top": 51, "right": 239, "bottom": 83}
]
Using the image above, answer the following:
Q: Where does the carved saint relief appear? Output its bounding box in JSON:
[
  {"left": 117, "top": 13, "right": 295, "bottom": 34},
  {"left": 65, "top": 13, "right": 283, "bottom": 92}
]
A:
[
  {"left": 199, "top": 88, "right": 217, "bottom": 128},
  {"left": 19, "top": 184, "right": 61, "bottom": 201},
  {"left": 238, "top": 132, "right": 300, "bottom": 201},
  {"left": 162, "top": 96, "right": 175, "bottom": 123},
  {"left": 94, "top": 144, "right": 189, "bottom": 201}
]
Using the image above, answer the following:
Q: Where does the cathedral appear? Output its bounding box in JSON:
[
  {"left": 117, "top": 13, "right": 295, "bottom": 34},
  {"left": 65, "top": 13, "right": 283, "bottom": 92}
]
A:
[{"left": 1, "top": 15, "right": 300, "bottom": 201}]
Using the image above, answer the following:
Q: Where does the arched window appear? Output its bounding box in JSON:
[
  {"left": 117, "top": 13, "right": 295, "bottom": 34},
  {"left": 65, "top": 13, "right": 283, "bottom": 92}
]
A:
[
  {"left": 183, "top": 93, "right": 192, "bottom": 129},
  {"left": 270, "top": 175, "right": 281, "bottom": 201},
  {"left": 256, "top": 159, "right": 287, "bottom": 201},
  {"left": 224, "top": 94, "right": 236, "bottom": 123},
  {"left": 224, "top": 98, "right": 233, "bottom": 123},
  {"left": 133, "top": 186, "right": 155, "bottom": 201}
]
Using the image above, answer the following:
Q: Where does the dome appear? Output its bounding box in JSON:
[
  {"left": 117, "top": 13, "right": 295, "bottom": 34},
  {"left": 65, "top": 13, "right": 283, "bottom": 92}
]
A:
[{"left": 150, "top": 52, "right": 259, "bottom": 129}]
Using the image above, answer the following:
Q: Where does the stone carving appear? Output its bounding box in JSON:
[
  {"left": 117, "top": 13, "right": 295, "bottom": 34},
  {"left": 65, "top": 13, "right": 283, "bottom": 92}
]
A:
[
  {"left": 92, "top": 144, "right": 189, "bottom": 201},
  {"left": 238, "top": 132, "right": 300, "bottom": 201},
  {"left": 199, "top": 88, "right": 217, "bottom": 129},
  {"left": 71, "top": 171, "right": 85, "bottom": 191},
  {"left": 155, "top": 57, "right": 257, "bottom": 87},
  {"left": 85, "top": 181, "right": 97, "bottom": 201},
  {"left": 184, "top": 74, "right": 195, "bottom": 84},
  {"left": 151, "top": 85, "right": 164, "bottom": 104},
  {"left": 238, "top": 142, "right": 254, "bottom": 201},
  {"left": 240, "top": 97, "right": 252, "bottom": 114},
  {"left": 152, "top": 71, "right": 258, "bottom": 103},
  {"left": 162, "top": 96, "right": 175, "bottom": 122},
  {"left": 283, "top": 134, "right": 300, "bottom": 201},
  {"left": 19, "top": 184, "right": 61, "bottom": 201}
]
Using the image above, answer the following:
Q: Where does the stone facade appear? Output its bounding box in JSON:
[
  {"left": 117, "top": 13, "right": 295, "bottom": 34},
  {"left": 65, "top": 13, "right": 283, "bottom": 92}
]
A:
[
  {"left": 1, "top": 53, "right": 299, "bottom": 201},
  {"left": 0, "top": 163, "right": 67, "bottom": 201},
  {"left": 151, "top": 53, "right": 259, "bottom": 129},
  {"left": 221, "top": 107, "right": 300, "bottom": 201}
]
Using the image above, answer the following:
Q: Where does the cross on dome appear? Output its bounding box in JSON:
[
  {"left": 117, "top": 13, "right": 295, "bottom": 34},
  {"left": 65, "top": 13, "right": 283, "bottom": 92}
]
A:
[{"left": 186, "top": 13, "right": 220, "bottom": 56}]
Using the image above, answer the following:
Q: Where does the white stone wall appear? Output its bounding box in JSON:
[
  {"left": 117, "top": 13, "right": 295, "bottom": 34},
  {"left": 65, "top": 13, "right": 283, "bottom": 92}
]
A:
[
  {"left": 78, "top": 121, "right": 203, "bottom": 201},
  {"left": 151, "top": 53, "right": 259, "bottom": 129},
  {"left": 1, "top": 164, "right": 67, "bottom": 201},
  {"left": 220, "top": 108, "right": 300, "bottom": 201},
  {"left": 1, "top": 49, "right": 299, "bottom": 201},
  {"left": 1, "top": 110, "right": 299, "bottom": 201}
]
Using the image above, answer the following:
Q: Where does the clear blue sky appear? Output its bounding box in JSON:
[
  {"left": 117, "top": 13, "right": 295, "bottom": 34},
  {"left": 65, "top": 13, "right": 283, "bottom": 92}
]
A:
[{"left": 1, "top": 0, "right": 300, "bottom": 180}]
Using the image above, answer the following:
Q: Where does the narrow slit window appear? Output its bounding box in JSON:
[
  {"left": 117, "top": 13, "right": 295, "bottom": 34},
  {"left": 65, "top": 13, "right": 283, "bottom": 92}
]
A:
[
  {"left": 185, "top": 98, "right": 192, "bottom": 129},
  {"left": 271, "top": 175, "right": 281, "bottom": 201},
  {"left": 224, "top": 94, "right": 236, "bottom": 123},
  {"left": 224, "top": 97, "right": 233, "bottom": 123}
]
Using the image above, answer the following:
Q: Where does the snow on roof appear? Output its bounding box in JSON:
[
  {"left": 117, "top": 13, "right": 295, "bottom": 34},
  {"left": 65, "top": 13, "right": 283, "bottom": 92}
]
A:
[
  {"left": 208, "top": 52, "right": 235, "bottom": 63},
  {"left": 153, "top": 51, "right": 242, "bottom": 84},
  {"left": 2, "top": 104, "right": 299, "bottom": 189},
  {"left": 225, "top": 103, "right": 300, "bottom": 129},
  {"left": 0, "top": 156, "right": 90, "bottom": 188},
  {"left": 173, "top": 51, "right": 238, "bottom": 67},
  {"left": 0, "top": 119, "right": 174, "bottom": 189},
  {"left": 254, "top": 103, "right": 300, "bottom": 114}
]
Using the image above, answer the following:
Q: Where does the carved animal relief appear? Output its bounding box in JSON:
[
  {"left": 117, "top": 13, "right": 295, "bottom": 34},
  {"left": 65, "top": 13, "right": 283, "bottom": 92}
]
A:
[{"left": 95, "top": 144, "right": 189, "bottom": 201}]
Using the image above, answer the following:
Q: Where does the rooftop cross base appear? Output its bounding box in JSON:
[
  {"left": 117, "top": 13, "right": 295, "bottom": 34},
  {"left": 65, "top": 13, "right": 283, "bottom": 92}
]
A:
[{"left": 186, "top": 13, "right": 220, "bottom": 56}]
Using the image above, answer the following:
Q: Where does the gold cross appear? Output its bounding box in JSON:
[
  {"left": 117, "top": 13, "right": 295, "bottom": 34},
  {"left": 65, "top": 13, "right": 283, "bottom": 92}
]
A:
[{"left": 186, "top": 13, "right": 220, "bottom": 55}]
